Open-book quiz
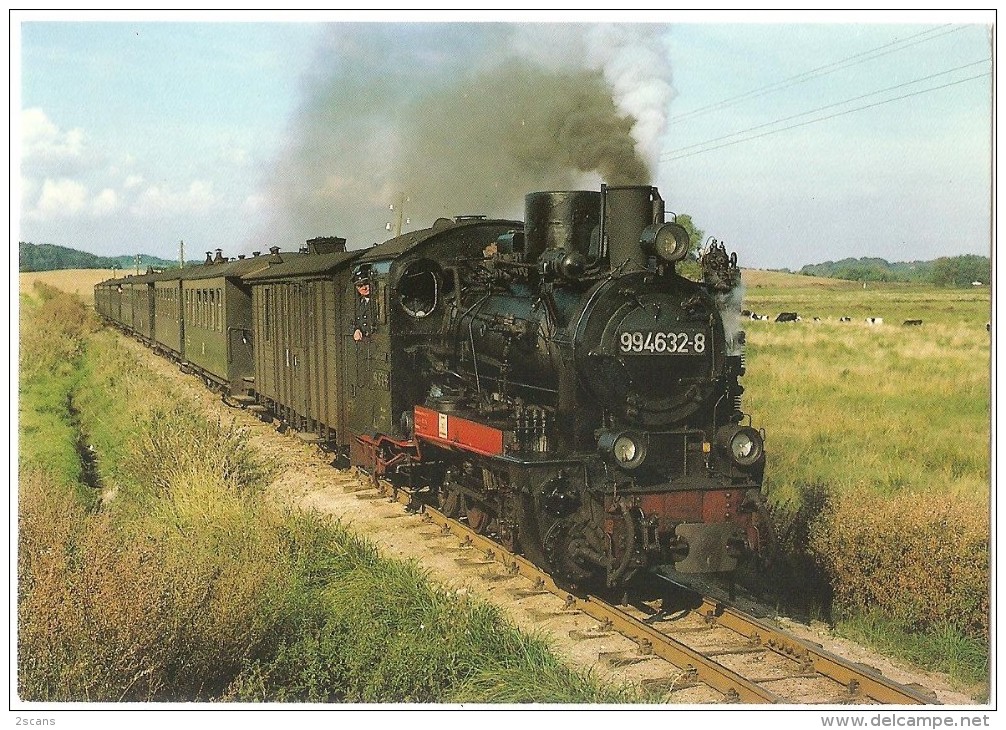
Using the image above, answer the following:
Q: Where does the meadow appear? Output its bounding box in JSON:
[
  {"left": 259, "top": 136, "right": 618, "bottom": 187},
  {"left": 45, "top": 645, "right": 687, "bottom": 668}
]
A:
[{"left": 740, "top": 271, "right": 991, "bottom": 689}]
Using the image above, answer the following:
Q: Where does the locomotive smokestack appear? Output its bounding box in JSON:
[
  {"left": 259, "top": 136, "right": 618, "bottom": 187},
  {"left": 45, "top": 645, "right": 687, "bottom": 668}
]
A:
[
  {"left": 603, "top": 185, "right": 658, "bottom": 272},
  {"left": 524, "top": 191, "right": 600, "bottom": 265}
]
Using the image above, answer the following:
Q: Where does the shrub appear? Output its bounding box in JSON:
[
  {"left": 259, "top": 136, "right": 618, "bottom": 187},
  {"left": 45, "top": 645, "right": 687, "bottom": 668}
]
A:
[{"left": 809, "top": 488, "right": 989, "bottom": 640}]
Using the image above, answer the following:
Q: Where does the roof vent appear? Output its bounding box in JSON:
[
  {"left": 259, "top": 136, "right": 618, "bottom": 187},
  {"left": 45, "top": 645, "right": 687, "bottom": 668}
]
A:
[
  {"left": 306, "top": 236, "right": 347, "bottom": 255},
  {"left": 237, "top": 254, "right": 246, "bottom": 260},
  {"left": 455, "top": 214, "right": 486, "bottom": 223},
  {"left": 252, "top": 251, "right": 261, "bottom": 257}
]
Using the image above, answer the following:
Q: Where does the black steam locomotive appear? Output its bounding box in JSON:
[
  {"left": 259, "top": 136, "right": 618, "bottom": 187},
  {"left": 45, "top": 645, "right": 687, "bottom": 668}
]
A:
[{"left": 96, "top": 183, "right": 771, "bottom": 590}]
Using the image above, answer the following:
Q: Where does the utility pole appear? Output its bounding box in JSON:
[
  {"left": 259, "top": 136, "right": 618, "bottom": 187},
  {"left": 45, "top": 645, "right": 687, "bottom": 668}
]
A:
[
  {"left": 387, "top": 193, "right": 410, "bottom": 237},
  {"left": 135, "top": 253, "right": 141, "bottom": 275},
  {"left": 179, "top": 240, "right": 185, "bottom": 269}
]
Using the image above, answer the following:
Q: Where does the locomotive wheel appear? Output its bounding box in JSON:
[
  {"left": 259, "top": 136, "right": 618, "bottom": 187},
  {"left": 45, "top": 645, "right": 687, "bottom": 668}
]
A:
[
  {"left": 438, "top": 486, "right": 462, "bottom": 518},
  {"left": 497, "top": 521, "right": 518, "bottom": 554},
  {"left": 465, "top": 500, "right": 491, "bottom": 534}
]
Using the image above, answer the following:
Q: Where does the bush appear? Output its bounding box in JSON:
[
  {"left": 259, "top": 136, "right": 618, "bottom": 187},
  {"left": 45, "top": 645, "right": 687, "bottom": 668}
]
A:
[{"left": 809, "top": 488, "right": 989, "bottom": 640}]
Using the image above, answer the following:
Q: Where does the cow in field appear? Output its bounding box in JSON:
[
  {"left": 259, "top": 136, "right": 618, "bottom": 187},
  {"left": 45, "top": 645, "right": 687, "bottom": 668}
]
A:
[
  {"left": 866, "top": 317, "right": 884, "bottom": 325},
  {"left": 838, "top": 316, "right": 851, "bottom": 322},
  {"left": 903, "top": 319, "right": 923, "bottom": 326},
  {"left": 749, "top": 312, "right": 769, "bottom": 321},
  {"left": 775, "top": 312, "right": 800, "bottom": 323}
]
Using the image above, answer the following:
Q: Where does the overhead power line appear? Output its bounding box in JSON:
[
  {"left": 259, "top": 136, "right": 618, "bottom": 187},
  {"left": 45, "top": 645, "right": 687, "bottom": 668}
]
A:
[
  {"left": 661, "top": 58, "right": 991, "bottom": 160},
  {"left": 661, "top": 71, "right": 990, "bottom": 163},
  {"left": 666, "top": 24, "right": 966, "bottom": 125}
]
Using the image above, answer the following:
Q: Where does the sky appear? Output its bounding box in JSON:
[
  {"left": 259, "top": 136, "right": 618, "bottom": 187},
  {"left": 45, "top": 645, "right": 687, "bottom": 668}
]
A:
[{"left": 13, "top": 10, "right": 995, "bottom": 271}]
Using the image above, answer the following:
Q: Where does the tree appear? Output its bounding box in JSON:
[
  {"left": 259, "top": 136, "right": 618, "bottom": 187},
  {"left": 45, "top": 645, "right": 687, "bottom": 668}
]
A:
[
  {"left": 672, "top": 213, "right": 705, "bottom": 259},
  {"left": 931, "top": 255, "right": 991, "bottom": 287},
  {"left": 670, "top": 214, "right": 705, "bottom": 281}
]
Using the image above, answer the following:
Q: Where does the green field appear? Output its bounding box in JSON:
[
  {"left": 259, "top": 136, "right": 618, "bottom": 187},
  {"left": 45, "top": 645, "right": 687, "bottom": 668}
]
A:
[
  {"left": 741, "top": 272, "right": 990, "bottom": 501},
  {"left": 739, "top": 273, "right": 990, "bottom": 692}
]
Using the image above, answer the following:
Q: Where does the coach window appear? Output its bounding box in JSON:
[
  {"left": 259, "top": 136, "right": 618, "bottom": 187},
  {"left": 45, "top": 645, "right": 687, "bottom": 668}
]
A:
[
  {"left": 264, "top": 288, "right": 271, "bottom": 341},
  {"left": 397, "top": 258, "right": 441, "bottom": 318}
]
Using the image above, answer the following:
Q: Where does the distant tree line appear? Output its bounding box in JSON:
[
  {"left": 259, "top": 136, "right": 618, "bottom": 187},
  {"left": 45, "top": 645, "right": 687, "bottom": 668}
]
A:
[
  {"left": 798, "top": 255, "right": 990, "bottom": 286},
  {"left": 19, "top": 242, "right": 194, "bottom": 273}
]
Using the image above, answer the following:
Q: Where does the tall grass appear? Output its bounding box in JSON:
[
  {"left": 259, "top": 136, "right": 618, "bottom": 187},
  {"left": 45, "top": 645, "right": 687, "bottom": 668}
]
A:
[{"left": 226, "top": 524, "right": 634, "bottom": 703}]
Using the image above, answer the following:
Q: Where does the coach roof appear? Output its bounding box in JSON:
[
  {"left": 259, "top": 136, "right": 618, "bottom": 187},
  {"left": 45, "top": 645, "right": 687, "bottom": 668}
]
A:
[
  {"left": 354, "top": 217, "right": 523, "bottom": 264},
  {"left": 241, "top": 250, "right": 362, "bottom": 282}
]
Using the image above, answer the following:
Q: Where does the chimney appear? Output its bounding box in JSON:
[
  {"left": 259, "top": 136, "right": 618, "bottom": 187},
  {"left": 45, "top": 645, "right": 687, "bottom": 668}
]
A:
[
  {"left": 252, "top": 251, "right": 261, "bottom": 257},
  {"left": 205, "top": 251, "right": 213, "bottom": 265},
  {"left": 213, "top": 248, "right": 225, "bottom": 264},
  {"left": 306, "top": 236, "right": 347, "bottom": 255},
  {"left": 237, "top": 254, "right": 246, "bottom": 260},
  {"left": 268, "top": 246, "right": 283, "bottom": 263}
]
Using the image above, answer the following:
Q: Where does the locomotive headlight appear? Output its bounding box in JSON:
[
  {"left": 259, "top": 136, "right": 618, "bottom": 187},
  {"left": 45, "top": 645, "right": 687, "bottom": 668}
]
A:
[
  {"left": 716, "top": 425, "right": 764, "bottom": 468},
  {"left": 598, "top": 429, "right": 647, "bottom": 470},
  {"left": 640, "top": 222, "right": 690, "bottom": 264}
]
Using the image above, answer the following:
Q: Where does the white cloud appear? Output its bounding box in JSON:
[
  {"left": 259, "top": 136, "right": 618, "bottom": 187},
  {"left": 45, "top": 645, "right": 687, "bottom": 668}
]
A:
[
  {"left": 131, "top": 180, "right": 218, "bottom": 217},
  {"left": 21, "top": 108, "right": 85, "bottom": 163},
  {"left": 242, "top": 193, "right": 266, "bottom": 213},
  {"left": 29, "top": 178, "right": 87, "bottom": 219},
  {"left": 91, "top": 188, "right": 118, "bottom": 216},
  {"left": 124, "top": 174, "right": 144, "bottom": 189}
]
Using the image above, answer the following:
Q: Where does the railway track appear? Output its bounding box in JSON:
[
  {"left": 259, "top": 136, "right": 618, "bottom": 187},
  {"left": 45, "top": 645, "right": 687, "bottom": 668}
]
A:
[{"left": 370, "top": 478, "right": 938, "bottom": 705}]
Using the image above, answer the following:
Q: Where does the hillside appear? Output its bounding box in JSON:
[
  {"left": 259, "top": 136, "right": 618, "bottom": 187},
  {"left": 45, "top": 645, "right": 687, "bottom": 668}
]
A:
[
  {"left": 18, "top": 241, "right": 195, "bottom": 273},
  {"left": 796, "top": 254, "right": 990, "bottom": 286}
]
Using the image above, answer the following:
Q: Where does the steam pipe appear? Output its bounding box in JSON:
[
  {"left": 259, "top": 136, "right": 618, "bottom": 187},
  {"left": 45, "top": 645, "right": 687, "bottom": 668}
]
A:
[{"left": 599, "top": 184, "right": 607, "bottom": 262}]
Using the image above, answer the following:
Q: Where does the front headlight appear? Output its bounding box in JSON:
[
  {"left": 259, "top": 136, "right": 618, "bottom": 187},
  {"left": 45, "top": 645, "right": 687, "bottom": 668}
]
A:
[
  {"left": 598, "top": 429, "right": 647, "bottom": 470},
  {"left": 640, "top": 222, "right": 690, "bottom": 264},
  {"left": 716, "top": 425, "right": 764, "bottom": 468}
]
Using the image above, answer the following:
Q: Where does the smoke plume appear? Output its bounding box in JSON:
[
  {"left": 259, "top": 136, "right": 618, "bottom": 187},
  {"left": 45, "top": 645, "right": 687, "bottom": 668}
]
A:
[{"left": 254, "top": 23, "right": 673, "bottom": 250}]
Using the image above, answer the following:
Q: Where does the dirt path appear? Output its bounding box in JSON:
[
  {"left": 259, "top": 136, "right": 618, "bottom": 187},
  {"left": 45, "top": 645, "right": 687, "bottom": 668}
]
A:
[{"left": 116, "top": 333, "right": 978, "bottom": 706}]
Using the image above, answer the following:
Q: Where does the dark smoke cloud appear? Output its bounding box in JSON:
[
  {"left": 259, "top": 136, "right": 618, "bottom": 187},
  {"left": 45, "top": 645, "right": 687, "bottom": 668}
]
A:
[
  {"left": 397, "top": 63, "right": 649, "bottom": 221},
  {"left": 253, "top": 24, "right": 664, "bottom": 251}
]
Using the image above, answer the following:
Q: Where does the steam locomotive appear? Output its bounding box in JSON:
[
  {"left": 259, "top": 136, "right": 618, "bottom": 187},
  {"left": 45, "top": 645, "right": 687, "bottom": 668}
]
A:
[{"left": 95, "top": 183, "right": 771, "bottom": 590}]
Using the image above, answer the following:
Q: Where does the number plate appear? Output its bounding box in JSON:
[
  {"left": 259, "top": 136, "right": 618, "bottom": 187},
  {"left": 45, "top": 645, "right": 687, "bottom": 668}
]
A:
[{"left": 618, "top": 330, "right": 707, "bottom": 354}]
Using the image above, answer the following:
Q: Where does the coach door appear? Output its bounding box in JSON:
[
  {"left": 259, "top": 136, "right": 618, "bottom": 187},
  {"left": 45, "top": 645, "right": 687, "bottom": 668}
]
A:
[
  {"left": 288, "top": 283, "right": 311, "bottom": 425},
  {"left": 345, "top": 264, "right": 393, "bottom": 443}
]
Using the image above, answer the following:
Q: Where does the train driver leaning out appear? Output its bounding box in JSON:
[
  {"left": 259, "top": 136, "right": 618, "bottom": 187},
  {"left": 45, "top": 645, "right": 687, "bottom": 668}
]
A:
[{"left": 352, "top": 270, "right": 374, "bottom": 342}]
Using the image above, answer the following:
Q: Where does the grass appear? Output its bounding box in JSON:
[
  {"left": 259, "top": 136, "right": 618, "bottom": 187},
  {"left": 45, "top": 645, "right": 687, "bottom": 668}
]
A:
[{"left": 739, "top": 276, "right": 990, "bottom": 690}]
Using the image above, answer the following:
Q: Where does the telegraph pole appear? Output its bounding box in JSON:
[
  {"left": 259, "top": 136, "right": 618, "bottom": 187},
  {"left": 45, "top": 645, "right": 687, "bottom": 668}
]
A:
[
  {"left": 179, "top": 240, "right": 185, "bottom": 269},
  {"left": 387, "top": 193, "right": 410, "bottom": 237},
  {"left": 135, "top": 253, "right": 140, "bottom": 275}
]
